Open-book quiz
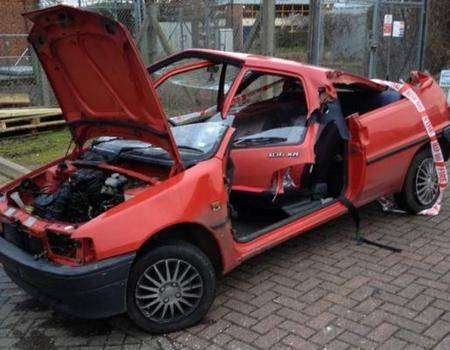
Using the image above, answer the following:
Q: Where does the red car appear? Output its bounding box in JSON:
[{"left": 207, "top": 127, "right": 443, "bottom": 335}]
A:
[{"left": 0, "top": 6, "right": 449, "bottom": 333}]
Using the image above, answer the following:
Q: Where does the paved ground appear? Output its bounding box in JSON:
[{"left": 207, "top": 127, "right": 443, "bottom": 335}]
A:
[{"left": 1, "top": 186, "right": 450, "bottom": 349}]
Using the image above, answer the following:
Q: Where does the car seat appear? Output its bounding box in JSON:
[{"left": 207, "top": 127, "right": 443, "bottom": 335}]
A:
[
  {"left": 262, "top": 79, "right": 307, "bottom": 131},
  {"left": 304, "top": 100, "right": 347, "bottom": 198}
]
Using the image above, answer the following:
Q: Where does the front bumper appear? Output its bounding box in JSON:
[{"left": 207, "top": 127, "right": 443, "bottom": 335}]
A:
[{"left": 0, "top": 236, "right": 135, "bottom": 319}]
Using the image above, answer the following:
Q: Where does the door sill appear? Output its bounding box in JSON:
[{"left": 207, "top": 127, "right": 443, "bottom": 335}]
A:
[{"left": 232, "top": 198, "right": 337, "bottom": 243}]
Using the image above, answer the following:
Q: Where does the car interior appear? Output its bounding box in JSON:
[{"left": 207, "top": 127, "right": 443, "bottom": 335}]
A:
[
  {"left": 227, "top": 83, "right": 406, "bottom": 242},
  {"left": 230, "top": 74, "right": 308, "bottom": 140},
  {"left": 336, "top": 85, "right": 403, "bottom": 117},
  {"left": 150, "top": 59, "right": 401, "bottom": 243},
  {"left": 88, "top": 58, "right": 396, "bottom": 243},
  {"left": 224, "top": 73, "right": 348, "bottom": 242}
]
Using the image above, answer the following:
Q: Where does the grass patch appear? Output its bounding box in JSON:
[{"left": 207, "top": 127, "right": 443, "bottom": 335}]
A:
[{"left": 0, "top": 129, "right": 71, "bottom": 169}]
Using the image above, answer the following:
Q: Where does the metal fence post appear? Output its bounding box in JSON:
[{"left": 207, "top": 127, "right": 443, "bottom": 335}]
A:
[
  {"left": 178, "top": 7, "right": 185, "bottom": 51},
  {"left": 148, "top": 3, "right": 159, "bottom": 64},
  {"left": 261, "top": 0, "right": 275, "bottom": 56},
  {"left": 369, "top": 0, "right": 381, "bottom": 78},
  {"left": 307, "top": 0, "right": 321, "bottom": 65},
  {"left": 191, "top": 1, "right": 201, "bottom": 48},
  {"left": 204, "top": 5, "right": 210, "bottom": 48},
  {"left": 418, "top": 0, "right": 427, "bottom": 71}
]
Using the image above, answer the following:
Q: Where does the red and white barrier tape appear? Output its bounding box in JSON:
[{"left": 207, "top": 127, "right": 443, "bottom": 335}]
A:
[
  {"left": 374, "top": 79, "right": 448, "bottom": 216},
  {"left": 232, "top": 78, "right": 285, "bottom": 106},
  {"left": 171, "top": 79, "right": 284, "bottom": 124},
  {"left": 171, "top": 105, "right": 217, "bottom": 124}
]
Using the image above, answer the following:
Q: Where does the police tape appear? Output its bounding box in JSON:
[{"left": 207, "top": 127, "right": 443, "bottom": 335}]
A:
[
  {"left": 232, "top": 78, "right": 284, "bottom": 106},
  {"left": 170, "top": 79, "right": 284, "bottom": 124},
  {"left": 373, "top": 79, "right": 448, "bottom": 216}
]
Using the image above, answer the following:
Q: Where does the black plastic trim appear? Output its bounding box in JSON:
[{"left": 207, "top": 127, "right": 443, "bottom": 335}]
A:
[
  {"left": 442, "top": 126, "right": 450, "bottom": 160},
  {"left": 366, "top": 128, "right": 449, "bottom": 165},
  {"left": 0, "top": 236, "right": 135, "bottom": 319},
  {"left": 90, "top": 122, "right": 230, "bottom": 168},
  {"left": 366, "top": 136, "right": 428, "bottom": 165}
]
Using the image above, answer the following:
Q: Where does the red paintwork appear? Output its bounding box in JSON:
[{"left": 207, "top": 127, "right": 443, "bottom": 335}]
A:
[
  {"left": 23, "top": 6, "right": 183, "bottom": 171},
  {"left": 1, "top": 6, "right": 449, "bottom": 274}
]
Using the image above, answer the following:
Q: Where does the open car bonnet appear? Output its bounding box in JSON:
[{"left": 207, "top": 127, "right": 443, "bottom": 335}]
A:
[{"left": 24, "top": 5, "right": 183, "bottom": 169}]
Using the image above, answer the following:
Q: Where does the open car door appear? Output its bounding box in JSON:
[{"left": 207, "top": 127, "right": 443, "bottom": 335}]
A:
[
  {"left": 346, "top": 114, "right": 369, "bottom": 206},
  {"left": 225, "top": 70, "right": 316, "bottom": 195}
]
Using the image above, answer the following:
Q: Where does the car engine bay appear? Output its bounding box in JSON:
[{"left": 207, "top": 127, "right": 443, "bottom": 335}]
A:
[
  {"left": 6, "top": 151, "right": 161, "bottom": 224},
  {"left": 29, "top": 167, "right": 129, "bottom": 223},
  {"left": 2, "top": 124, "right": 229, "bottom": 225}
]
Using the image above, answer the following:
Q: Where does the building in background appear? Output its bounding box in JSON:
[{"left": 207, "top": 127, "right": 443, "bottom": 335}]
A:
[
  {"left": 0, "top": 0, "right": 38, "bottom": 65},
  {"left": 0, "top": 0, "right": 447, "bottom": 107}
]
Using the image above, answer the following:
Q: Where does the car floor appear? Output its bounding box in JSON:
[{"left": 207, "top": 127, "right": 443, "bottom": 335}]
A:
[{"left": 231, "top": 207, "right": 287, "bottom": 239}]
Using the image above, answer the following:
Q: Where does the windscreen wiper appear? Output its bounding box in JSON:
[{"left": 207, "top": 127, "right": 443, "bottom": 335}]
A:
[
  {"left": 110, "top": 145, "right": 154, "bottom": 162},
  {"left": 234, "top": 136, "right": 287, "bottom": 147},
  {"left": 177, "top": 145, "right": 204, "bottom": 153},
  {"left": 91, "top": 137, "right": 122, "bottom": 146}
]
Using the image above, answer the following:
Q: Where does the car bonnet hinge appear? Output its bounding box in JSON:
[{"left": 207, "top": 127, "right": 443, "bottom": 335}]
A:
[{"left": 339, "top": 196, "right": 402, "bottom": 253}]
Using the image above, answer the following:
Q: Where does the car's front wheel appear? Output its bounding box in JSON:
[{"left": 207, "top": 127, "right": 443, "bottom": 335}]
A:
[
  {"left": 394, "top": 148, "right": 440, "bottom": 213},
  {"left": 127, "top": 241, "right": 216, "bottom": 334}
]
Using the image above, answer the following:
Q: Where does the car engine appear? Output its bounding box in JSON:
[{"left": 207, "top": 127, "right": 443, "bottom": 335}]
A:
[{"left": 31, "top": 168, "right": 128, "bottom": 223}]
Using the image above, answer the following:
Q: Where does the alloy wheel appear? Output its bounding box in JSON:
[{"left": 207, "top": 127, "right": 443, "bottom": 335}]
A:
[
  {"left": 415, "top": 158, "right": 439, "bottom": 206},
  {"left": 135, "top": 258, "right": 204, "bottom": 323}
]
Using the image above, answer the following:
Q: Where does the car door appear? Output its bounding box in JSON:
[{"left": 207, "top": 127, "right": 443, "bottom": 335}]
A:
[
  {"left": 225, "top": 70, "right": 316, "bottom": 194},
  {"left": 346, "top": 113, "right": 369, "bottom": 206}
]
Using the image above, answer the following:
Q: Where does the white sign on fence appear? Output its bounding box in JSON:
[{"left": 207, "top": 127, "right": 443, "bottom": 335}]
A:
[
  {"left": 383, "top": 14, "right": 393, "bottom": 37},
  {"left": 439, "top": 70, "right": 450, "bottom": 104},
  {"left": 439, "top": 70, "right": 450, "bottom": 88},
  {"left": 392, "top": 21, "right": 405, "bottom": 38}
]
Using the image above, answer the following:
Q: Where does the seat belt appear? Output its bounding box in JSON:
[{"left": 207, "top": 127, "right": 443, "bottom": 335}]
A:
[{"left": 339, "top": 196, "right": 402, "bottom": 253}]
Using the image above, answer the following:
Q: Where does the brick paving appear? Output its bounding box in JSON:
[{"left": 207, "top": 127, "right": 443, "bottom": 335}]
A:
[{"left": 1, "top": 184, "right": 450, "bottom": 348}]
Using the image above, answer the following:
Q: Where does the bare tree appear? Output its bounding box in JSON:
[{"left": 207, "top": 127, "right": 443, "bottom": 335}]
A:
[{"left": 424, "top": 0, "right": 450, "bottom": 76}]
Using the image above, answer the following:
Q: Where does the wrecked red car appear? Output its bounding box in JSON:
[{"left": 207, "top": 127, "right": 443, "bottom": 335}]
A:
[{"left": 0, "top": 6, "right": 449, "bottom": 333}]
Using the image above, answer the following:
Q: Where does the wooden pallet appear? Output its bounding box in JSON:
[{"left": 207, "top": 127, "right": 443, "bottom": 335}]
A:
[
  {"left": 0, "top": 107, "right": 65, "bottom": 136},
  {"left": 0, "top": 93, "right": 30, "bottom": 107},
  {"left": 0, "top": 107, "right": 61, "bottom": 119}
]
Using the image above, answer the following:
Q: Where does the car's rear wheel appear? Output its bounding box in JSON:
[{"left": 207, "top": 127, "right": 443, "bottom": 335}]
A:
[
  {"left": 394, "top": 148, "right": 440, "bottom": 213},
  {"left": 126, "top": 241, "right": 216, "bottom": 334}
]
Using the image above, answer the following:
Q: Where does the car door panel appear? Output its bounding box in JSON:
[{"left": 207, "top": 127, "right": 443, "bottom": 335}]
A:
[
  {"left": 226, "top": 69, "right": 314, "bottom": 194},
  {"left": 353, "top": 100, "right": 424, "bottom": 204},
  {"left": 231, "top": 123, "right": 317, "bottom": 192}
]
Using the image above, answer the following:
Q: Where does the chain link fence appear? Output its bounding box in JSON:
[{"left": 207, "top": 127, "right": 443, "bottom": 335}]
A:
[
  {"left": 315, "top": 0, "right": 374, "bottom": 77},
  {"left": 0, "top": 0, "right": 39, "bottom": 107},
  {"left": 136, "top": 1, "right": 309, "bottom": 64},
  {"left": 0, "top": 0, "right": 144, "bottom": 108},
  {"left": 0, "top": 0, "right": 312, "bottom": 108},
  {"left": 0, "top": 0, "right": 445, "bottom": 110},
  {"left": 376, "top": 0, "right": 425, "bottom": 81},
  {"left": 424, "top": 0, "right": 450, "bottom": 79}
]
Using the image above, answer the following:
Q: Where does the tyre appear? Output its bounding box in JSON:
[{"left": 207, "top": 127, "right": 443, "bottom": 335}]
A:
[
  {"left": 127, "top": 241, "right": 216, "bottom": 334},
  {"left": 394, "top": 148, "right": 440, "bottom": 213}
]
